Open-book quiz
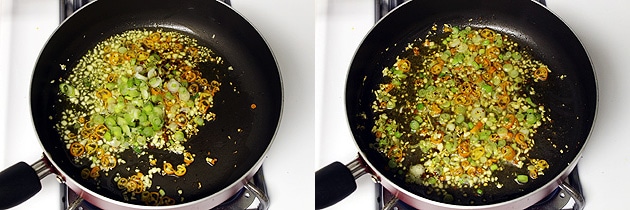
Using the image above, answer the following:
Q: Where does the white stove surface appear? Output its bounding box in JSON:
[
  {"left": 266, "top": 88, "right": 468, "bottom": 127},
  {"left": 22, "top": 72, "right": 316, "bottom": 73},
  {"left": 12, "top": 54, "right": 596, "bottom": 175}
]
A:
[
  {"left": 316, "top": 0, "right": 630, "bottom": 209},
  {"left": 0, "top": 0, "right": 314, "bottom": 209}
]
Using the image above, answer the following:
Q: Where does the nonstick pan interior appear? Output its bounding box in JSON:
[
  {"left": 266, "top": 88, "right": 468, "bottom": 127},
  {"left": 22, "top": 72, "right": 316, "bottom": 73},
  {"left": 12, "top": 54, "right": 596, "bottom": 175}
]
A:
[
  {"left": 30, "top": 0, "right": 281, "bottom": 205},
  {"left": 346, "top": 0, "right": 596, "bottom": 205}
]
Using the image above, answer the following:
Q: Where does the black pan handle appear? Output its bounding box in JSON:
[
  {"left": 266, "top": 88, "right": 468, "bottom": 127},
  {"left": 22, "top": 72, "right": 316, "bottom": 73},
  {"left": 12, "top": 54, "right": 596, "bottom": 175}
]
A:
[
  {"left": 60, "top": 0, "right": 233, "bottom": 23},
  {"left": 217, "top": 0, "right": 232, "bottom": 6},
  {"left": 374, "top": 0, "right": 407, "bottom": 23},
  {"left": 0, "top": 158, "right": 53, "bottom": 209},
  {"left": 315, "top": 158, "right": 368, "bottom": 209},
  {"left": 59, "top": 0, "right": 93, "bottom": 23},
  {"left": 532, "top": 0, "right": 547, "bottom": 6},
  {"left": 375, "top": 0, "right": 547, "bottom": 23}
]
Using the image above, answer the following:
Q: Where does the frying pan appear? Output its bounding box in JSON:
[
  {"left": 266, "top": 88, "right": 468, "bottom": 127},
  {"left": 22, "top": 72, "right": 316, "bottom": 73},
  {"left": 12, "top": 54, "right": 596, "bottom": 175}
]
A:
[
  {"left": 316, "top": 0, "right": 597, "bottom": 209},
  {"left": 0, "top": 0, "right": 282, "bottom": 209}
]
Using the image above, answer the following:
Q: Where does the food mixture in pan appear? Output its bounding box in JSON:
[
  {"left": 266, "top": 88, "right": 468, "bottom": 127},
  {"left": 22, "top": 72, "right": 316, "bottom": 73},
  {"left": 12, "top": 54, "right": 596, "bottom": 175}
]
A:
[
  {"left": 55, "top": 29, "right": 223, "bottom": 205},
  {"left": 371, "top": 25, "right": 551, "bottom": 197}
]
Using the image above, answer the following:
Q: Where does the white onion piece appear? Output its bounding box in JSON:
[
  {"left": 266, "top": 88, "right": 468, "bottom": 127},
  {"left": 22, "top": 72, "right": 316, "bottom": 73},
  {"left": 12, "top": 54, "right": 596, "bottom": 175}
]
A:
[
  {"left": 470, "top": 107, "right": 486, "bottom": 122},
  {"left": 409, "top": 164, "right": 425, "bottom": 177},
  {"left": 147, "top": 68, "right": 157, "bottom": 78},
  {"left": 134, "top": 72, "right": 147, "bottom": 81},
  {"left": 135, "top": 65, "right": 144, "bottom": 73},
  {"left": 178, "top": 87, "right": 190, "bottom": 101},
  {"left": 166, "top": 79, "right": 180, "bottom": 93}
]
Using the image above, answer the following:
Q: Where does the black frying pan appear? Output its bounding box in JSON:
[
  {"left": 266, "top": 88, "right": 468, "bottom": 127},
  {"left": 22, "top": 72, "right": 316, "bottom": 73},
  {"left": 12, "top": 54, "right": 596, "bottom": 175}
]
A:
[
  {"left": 0, "top": 0, "right": 282, "bottom": 208},
  {"left": 317, "top": 0, "right": 596, "bottom": 209}
]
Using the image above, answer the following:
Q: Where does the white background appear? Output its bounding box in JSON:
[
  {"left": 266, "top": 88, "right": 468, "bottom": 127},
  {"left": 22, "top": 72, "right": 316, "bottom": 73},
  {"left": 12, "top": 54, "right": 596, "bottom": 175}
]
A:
[
  {"left": 0, "top": 0, "right": 314, "bottom": 209},
  {"left": 316, "top": 0, "right": 630, "bottom": 209}
]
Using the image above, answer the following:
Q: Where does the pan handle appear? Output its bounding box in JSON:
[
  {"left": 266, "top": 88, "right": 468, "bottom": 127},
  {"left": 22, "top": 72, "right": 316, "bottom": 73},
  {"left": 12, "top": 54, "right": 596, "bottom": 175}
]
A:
[
  {"left": 532, "top": 0, "right": 547, "bottom": 6},
  {"left": 315, "top": 157, "right": 368, "bottom": 209},
  {"left": 374, "top": 0, "right": 547, "bottom": 22},
  {"left": 217, "top": 0, "right": 232, "bottom": 6},
  {"left": 0, "top": 158, "right": 53, "bottom": 209},
  {"left": 558, "top": 180, "right": 585, "bottom": 210},
  {"left": 533, "top": 0, "right": 547, "bottom": 6},
  {"left": 374, "top": 0, "right": 408, "bottom": 23},
  {"left": 244, "top": 181, "right": 269, "bottom": 210}
]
